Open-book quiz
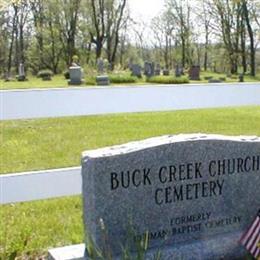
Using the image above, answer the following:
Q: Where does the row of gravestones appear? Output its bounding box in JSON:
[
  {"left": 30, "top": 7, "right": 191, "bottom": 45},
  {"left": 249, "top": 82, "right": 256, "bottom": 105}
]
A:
[
  {"left": 4, "top": 60, "right": 110, "bottom": 85},
  {"left": 69, "top": 59, "right": 110, "bottom": 86},
  {"left": 6, "top": 62, "right": 199, "bottom": 84},
  {"left": 4, "top": 62, "right": 244, "bottom": 84},
  {"left": 130, "top": 62, "right": 200, "bottom": 80},
  {"left": 130, "top": 62, "right": 173, "bottom": 78}
]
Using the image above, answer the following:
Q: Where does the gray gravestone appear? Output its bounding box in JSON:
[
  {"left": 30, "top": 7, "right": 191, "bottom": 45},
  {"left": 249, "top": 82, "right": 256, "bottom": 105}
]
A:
[
  {"left": 163, "top": 69, "right": 169, "bottom": 76},
  {"left": 68, "top": 66, "right": 82, "bottom": 85},
  {"left": 96, "top": 75, "right": 110, "bottom": 86},
  {"left": 239, "top": 74, "right": 244, "bottom": 82},
  {"left": 81, "top": 134, "right": 260, "bottom": 259},
  {"left": 144, "top": 62, "right": 154, "bottom": 78},
  {"left": 175, "top": 65, "right": 183, "bottom": 77},
  {"left": 17, "top": 63, "right": 26, "bottom": 81},
  {"left": 107, "top": 62, "right": 112, "bottom": 72},
  {"left": 97, "top": 58, "right": 104, "bottom": 75},
  {"left": 144, "top": 62, "right": 150, "bottom": 77},
  {"left": 128, "top": 60, "right": 133, "bottom": 71},
  {"left": 189, "top": 65, "right": 200, "bottom": 80},
  {"left": 131, "top": 64, "right": 142, "bottom": 78},
  {"left": 155, "top": 64, "right": 161, "bottom": 76},
  {"left": 151, "top": 62, "right": 155, "bottom": 76}
]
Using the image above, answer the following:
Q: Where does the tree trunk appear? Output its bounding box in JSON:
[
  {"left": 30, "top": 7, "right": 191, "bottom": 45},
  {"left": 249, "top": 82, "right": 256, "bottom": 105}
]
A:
[
  {"left": 204, "top": 26, "right": 209, "bottom": 71},
  {"left": 86, "top": 43, "right": 92, "bottom": 64},
  {"left": 96, "top": 40, "right": 102, "bottom": 60},
  {"left": 19, "top": 19, "right": 25, "bottom": 64},
  {"left": 165, "top": 35, "right": 169, "bottom": 69},
  {"left": 181, "top": 36, "right": 185, "bottom": 68},
  {"left": 7, "top": 15, "right": 17, "bottom": 76},
  {"left": 242, "top": 1, "right": 255, "bottom": 76},
  {"left": 240, "top": 25, "right": 247, "bottom": 74}
]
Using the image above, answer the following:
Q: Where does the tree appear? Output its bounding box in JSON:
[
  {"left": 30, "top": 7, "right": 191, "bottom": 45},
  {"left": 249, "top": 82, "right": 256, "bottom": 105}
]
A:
[
  {"left": 211, "top": 0, "right": 243, "bottom": 74},
  {"left": 241, "top": 0, "right": 256, "bottom": 76},
  {"left": 88, "top": 0, "right": 106, "bottom": 60},
  {"left": 7, "top": 3, "right": 18, "bottom": 76},
  {"left": 166, "top": 0, "right": 193, "bottom": 68},
  {"left": 151, "top": 11, "right": 174, "bottom": 69},
  {"left": 105, "top": 0, "right": 127, "bottom": 69},
  {"left": 29, "top": 0, "right": 45, "bottom": 70},
  {"left": 195, "top": 0, "right": 213, "bottom": 71},
  {"left": 57, "top": 0, "right": 81, "bottom": 65},
  {"left": 0, "top": 7, "right": 9, "bottom": 75},
  {"left": 87, "top": 0, "right": 128, "bottom": 65},
  {"left": 28, "top": 0, "right": 65, "bottom": 73}
]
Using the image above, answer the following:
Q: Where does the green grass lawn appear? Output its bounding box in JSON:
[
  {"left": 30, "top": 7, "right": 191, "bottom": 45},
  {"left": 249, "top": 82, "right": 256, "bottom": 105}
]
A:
[
  {"left": 191, "top": 71, "right": 260, "bottom": 83},
  {"left": 0, "top": 75, "right": 69, "bottom": 89},
  {"left": 1, "top": 106, "right": 260, "bottom": 259},
  {"left": 1, "top": 71, "right": 260, "bottom": 90}
]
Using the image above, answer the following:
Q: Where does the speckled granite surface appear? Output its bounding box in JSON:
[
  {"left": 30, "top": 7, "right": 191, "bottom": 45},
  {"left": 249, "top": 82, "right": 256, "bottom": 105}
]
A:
[{"left": 80, "top": 134, "right": 260, "bottom": 259}]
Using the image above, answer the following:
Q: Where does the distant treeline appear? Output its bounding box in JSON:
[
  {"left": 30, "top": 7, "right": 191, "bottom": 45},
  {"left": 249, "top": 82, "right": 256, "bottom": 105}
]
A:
[{"left": 0, "top": 0, "right": 259, "bottom": 77}]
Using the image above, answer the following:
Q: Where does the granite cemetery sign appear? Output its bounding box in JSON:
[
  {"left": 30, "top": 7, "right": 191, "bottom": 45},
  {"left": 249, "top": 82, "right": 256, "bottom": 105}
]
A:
[
  {"left": 81, "top": 134, "right": 260, "bottom": 259},
  {"left": 49, "top": 134, "right": 260, "bottom": 259}
]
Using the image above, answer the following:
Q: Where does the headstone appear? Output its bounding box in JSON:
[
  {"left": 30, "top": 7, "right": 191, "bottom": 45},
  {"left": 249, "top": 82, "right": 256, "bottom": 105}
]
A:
[
  {"left": 97, "top": 58, "right": 104, "bottom": 75},
  {"left": 68, "top": 66, "right": 82, "bottom": 85},
  {"left": 163, "top": 69, "right": 169, "bottom": 76},
  {"left": 144, "top": 62, "right": 154, "bottom": 78},
  {"left": 107, "top": 62, "right": 112, "bottom": 72},
  {"left": 96, "top": 75, "right": 110, "bottom": 86},
  {"left": 239, "top": 74, "right": 244, "bottom": 82},
  {"left": 155, "top": 64, "right": 161, "bottom": 76},
  {"left": 144, "top": 62, "right": 150, "bottom": 77},
  {"left": 4, "top": 72, "right": 13, "bottom": 82},
  {"left": 131, "top": 64, "right": 142, "bottom": 78},
  {"left": 227, "top": 73, "right": 232, "bottom": 78},
  {"left": 80, "top": 134, "right": 260, "bottom": 259},
  {"left": 17, "top": 63, "right": 26, "bottom": 81},
  {"left": 208, "top": 79, "right": 222, "bottom": 83},
  {"left": 151, "top": 62, "right": 155, "bottom": 76},
  {"left": 189, "top": 65, "right": 200, "bottom": 80},
  {"left": 128, "top": 60, "right": 133, "bottom": 71},
  {"left": 175, "top": 65, "right": 182, "bottom": 77}
]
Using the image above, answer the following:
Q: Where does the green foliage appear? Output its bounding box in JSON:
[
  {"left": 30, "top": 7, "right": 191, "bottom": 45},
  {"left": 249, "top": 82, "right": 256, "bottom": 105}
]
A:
[
  {"left": 72, "top": 55, "right": 79, "bottom": 63},
  {"left": 109, "top": 74, "right": 138, "bottom": 84},
  {"left": 64, "top": 70, "right": 70, "bottom": 79},
  {"left": 146, "top": 76, "right": 189, "bottom": 84},
  {"left": 0, "top": 197, "right": 83, "bottom": 259},
  {"left": 85, "top": 76, "right": 97, "bottom": 86},
  {"left": 37, "top": 69, "right": 54, "bottom": 78}
]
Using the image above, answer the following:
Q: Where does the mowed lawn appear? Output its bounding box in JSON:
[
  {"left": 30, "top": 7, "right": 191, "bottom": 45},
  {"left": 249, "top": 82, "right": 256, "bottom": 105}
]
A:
[
  {"left": 1, "top": 106, "right": 260, "bottom": 259},
  {"left": 1, "top": 72, "right": 260, "bottom": 90}
]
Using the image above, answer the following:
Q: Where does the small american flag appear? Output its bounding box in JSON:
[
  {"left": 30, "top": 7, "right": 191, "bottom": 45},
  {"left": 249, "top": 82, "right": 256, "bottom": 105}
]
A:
[{"left": 240, "top": 210, "right": 260, "bottom": 259}]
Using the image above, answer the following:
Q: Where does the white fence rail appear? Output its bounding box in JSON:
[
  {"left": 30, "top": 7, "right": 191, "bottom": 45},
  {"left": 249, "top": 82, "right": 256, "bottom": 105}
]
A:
[
  {"left": 0, "top": 167, "right": 81, "bottom": 204},
  {"left": 1, "top": 84, "right": 260, "bottom": 120}
]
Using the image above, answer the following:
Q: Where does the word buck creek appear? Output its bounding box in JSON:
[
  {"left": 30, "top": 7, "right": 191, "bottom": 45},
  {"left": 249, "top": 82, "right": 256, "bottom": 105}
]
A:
[{"left": 110, "top": 154, "right": 260, "bottom": 205}]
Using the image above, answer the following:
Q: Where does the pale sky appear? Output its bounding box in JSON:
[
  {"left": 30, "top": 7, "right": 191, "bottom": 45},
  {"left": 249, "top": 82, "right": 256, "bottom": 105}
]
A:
[{"left": 128, "top": 0, "right": 165, "bottom": 24}]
